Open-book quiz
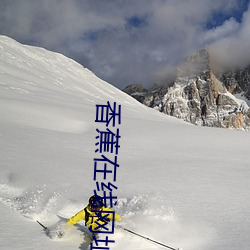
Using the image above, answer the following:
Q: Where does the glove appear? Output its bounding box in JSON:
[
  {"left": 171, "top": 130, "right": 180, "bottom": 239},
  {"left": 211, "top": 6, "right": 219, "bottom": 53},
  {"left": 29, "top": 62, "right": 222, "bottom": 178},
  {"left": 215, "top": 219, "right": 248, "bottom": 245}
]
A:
[{"left": 55, "top": 222, "right": 71, "bottom": 239}]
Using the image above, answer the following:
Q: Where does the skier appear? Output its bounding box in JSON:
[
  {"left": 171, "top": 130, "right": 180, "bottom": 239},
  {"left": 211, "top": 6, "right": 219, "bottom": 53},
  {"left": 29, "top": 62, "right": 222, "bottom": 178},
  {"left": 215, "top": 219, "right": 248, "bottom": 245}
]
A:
[{"left": 66, "top": 195, "right": 122, "bottom": 237}]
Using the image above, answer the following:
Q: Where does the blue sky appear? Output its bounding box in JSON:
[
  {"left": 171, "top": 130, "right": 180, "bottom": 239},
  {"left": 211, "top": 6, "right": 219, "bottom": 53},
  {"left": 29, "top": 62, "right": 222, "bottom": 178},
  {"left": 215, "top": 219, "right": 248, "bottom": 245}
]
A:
[
  {"left": 206, "top": 0, "right": 249, "bottom": 28},
  {"left": 0, "top": 0, "right": 249, "bottom": 89}
]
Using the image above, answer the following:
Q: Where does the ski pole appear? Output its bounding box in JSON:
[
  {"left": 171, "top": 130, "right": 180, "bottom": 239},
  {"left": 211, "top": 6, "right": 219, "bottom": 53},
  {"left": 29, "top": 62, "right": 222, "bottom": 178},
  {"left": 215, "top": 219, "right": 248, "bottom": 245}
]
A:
[
  {"left": 121, "top": 227, "right": 180, "bottom": 250},
  {"left": 37, "top": 220, "right": 48, "bottom": 231}
]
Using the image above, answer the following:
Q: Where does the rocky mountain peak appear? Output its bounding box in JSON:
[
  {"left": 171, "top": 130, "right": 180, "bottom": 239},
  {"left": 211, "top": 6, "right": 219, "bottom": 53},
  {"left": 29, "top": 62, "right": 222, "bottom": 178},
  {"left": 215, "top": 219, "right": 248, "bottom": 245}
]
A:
[
  {"left": 177, "top": 48, "right": 210, "bottom": 78},
  {"left": 123, "top": 49, "right": 250, "bottom": 130}
]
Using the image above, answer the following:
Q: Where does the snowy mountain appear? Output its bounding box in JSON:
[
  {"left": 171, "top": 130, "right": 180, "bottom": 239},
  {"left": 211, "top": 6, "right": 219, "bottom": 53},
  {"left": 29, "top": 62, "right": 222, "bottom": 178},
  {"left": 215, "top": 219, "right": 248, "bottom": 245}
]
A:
[
  {"left": 217, "top": 65, "right": 250, "bottom": 100},
  {"left": 124, "top": 49, "right": 250, "bottom": 130},
  {"left": 0, "top": 36, "right": 250, "bottom": 250}
]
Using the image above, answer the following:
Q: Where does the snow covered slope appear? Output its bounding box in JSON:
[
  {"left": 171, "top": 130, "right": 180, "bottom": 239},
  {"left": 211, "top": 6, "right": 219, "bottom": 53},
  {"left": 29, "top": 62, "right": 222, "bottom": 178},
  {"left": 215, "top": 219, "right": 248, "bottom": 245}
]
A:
[{"left": 0, "top": 36, "right": 250, "bottom": 250}]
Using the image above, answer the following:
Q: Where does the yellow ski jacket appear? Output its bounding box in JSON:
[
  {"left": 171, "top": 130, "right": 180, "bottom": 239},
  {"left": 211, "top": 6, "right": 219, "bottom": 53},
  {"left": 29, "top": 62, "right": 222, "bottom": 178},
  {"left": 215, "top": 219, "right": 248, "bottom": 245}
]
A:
[{"left": 67, "top": 205, "right": 122, "bottom": 230}]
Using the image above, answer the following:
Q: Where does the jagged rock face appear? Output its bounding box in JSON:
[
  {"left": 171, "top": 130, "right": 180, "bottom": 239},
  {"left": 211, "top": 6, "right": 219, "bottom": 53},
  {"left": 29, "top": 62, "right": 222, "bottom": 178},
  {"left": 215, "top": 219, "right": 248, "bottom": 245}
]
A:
[
  {"left": 123, "top": 49, "right": 250, "bottom": 130},
  {"left": 123, "top": 83, "right": 146, "bottom": 95},
  {"left": 123, "top": 84, "right": 147, "bottom": 103},
  {"left": 218, "top": 66, "right": 250, "bottom": 99},
  {"left": 162, "top": 74, "right": 249, "bottom": 128},
  {"left": 162, "top": 50, "right": 250, "bottom": 129}
]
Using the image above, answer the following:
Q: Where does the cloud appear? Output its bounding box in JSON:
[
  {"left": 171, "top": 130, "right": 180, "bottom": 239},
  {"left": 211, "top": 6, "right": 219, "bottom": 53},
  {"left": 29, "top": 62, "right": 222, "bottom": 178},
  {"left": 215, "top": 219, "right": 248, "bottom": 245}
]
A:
[
  {"left": 209, "top": 4, "right": 250, "bottom": 69},
  {"left": 0, "top": 0, "right": 249, "bottom": 88},
  {"left": 200, "top": 18, "right": 240, "bottom": 45}
]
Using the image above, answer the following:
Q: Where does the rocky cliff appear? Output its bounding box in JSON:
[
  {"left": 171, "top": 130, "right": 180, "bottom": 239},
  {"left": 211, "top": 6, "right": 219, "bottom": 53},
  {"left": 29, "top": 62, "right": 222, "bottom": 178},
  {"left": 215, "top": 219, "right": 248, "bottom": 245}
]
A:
[{"left": 123, "top": 49, "right": 250, "bottom": 130}]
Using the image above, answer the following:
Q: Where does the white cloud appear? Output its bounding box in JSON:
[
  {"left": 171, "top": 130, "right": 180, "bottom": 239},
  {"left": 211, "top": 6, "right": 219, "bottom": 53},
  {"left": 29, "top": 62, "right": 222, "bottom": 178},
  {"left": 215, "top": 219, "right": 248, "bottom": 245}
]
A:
[
  {"left": 200, "top": 18, "right": 240, "bottom": 45},
  {"left": 0, "top": 0, "right": 249, "bottom": 88},
  {"left": 209, "top": 5, "right": 250, "bottom": 68}
]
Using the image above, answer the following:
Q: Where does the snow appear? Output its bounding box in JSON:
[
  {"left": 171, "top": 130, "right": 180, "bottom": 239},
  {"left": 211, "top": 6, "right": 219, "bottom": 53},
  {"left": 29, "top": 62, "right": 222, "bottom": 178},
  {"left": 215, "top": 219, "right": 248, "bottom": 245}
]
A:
[
  {"left": 0, "top": 35, "right": 250, "bottom": 250},
  {"left": 234, "top": 93, "right": 250, "bottom": 107}
]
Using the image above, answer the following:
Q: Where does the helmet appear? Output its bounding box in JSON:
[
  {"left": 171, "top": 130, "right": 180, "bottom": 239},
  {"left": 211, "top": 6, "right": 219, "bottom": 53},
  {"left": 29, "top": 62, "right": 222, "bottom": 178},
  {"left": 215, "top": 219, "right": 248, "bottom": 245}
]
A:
[{"left": 89, "top": 195, "right": 104, "bottom": 210}]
